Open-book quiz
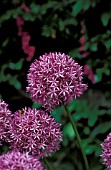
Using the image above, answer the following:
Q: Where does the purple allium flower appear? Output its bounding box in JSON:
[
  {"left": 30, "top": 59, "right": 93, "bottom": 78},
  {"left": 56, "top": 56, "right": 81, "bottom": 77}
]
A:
[
  {"left": 0, "top": 150, "right": 44, "bottom": 170},
  {"left": 27, "top": 52, "right": 87, "bottom": 110},
  {"left": 8, "top": 107, "right": 62, "bottom": 157},
  {"left": 0, "top": 99, "right": 12, "bottom": 145},
  {"left": 100, "top": 133, "right": 111, "bottom": 170}
]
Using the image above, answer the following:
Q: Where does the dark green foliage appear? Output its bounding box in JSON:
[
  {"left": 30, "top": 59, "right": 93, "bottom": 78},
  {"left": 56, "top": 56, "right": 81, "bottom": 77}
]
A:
[{"left": 0, "top": 0, "right": 111, "bottom": 169}]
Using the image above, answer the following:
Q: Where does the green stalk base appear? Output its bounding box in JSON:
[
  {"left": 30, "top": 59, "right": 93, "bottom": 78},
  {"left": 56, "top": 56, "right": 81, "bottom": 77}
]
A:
[{"left": 63, "top": 105, "right": 89, "bottom": 170}]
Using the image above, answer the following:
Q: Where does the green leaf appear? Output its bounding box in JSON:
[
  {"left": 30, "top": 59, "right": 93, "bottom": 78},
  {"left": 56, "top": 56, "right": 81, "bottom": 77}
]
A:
[
  {"left": 40, "top": 2, "right": 58, "bottom": 15},
  {"left": 12, "top": 8, "right": 22, "bottom": 18},
  {"left": 62, "top": 137, "right": 68, "bottom": 147},
  {"left": 90, "top": 43, "right": 97, "bottom": 51},
  {"left": 23, "top": 13, "right": 34, "bottom": 21},
  {"left": 8, "top": 63, "right": 15, "bottom": 69},
  {"left": 72, "top": 0, "right": 83, "bottom": 16},
  {"left": 83, "top": 127, "right": 90, "bottom": 135},
  {"left": 83, "top": 0, "right": 90, "bottom": 11},
  {"left": 88, "top": 114, "right": 97, "bottom": 127},
  {"left": 85, "top": 145, "right": 95, "bottom": 154},
  {"left": 0, "top": 74, "right": 11, "bottom": 82},
  {"left": 104, "top": 68, "right": 110, "bottom": 75},
  {"left": 40, "top": 5, "right": 47, "bottom": 15},
  {"left": 63, "top": 123, "right": 75, "bottom": 139},
  {"left": 30, "top": 3, "right": 40, "bottom": 14},
  {"left": 74, "top": 111, "right": 88, "bottom": 121},
  {"left": 64, "top": 18, "right": 77, "bottom": 26},
  {"left": 90, "top": 122, "right": 111, "bottom": 139},
  {"left": 52, "top": 106, "right": 64, "bottom": 122},
  {"left": 68, "top": 49, "right": 81, "bottom": 59},
  {"left": 2, "top": 11, "right": 12, "bottom": 20},
  {"left": 101, "top": 13, "right": 110, "bottom": 26},
  {"left": 96, "top": 68, "right": 103, "bottom": 82},
  {"left": 59, "top": 20, "right": 65, "bottom": 31},
  {"left": 9, "top": 58, "right": 24, "bottom": 70},
  {"left": 41, "top": 26, "right": 51, "bottom": 37},
  {"left": 84, "top": 42, "right": 89, "bottom": 50},
  {"left": 2, "top": 38, "right": 9, "bottom": 47},
  {"left": 105, "top": 39, "right": 111, "bottom": 49},
  {"left": 90, "top": 36, "right": 98, "bottom": 43},
  {"left": 15, "top": 81, "right": 21, "bottom": 89},
  {"left": 95, "top": 75, "right": 101, "bottom": 83},
  {"left": 95, "top": 145, "right": 102, "bottom": 156},
  {"left": 96, "top": 66, "right": 110, "bottom": 81},
  {"left": 15, "top": 58, "right": 24, "bottom": 70},
  {"left": 9, "top": 76, "right": 21, "bottom": 89},
  {"left": 59, "top": 162, "right": 74, "bottom": 170},
  {"left": 82, "top": 138, "right": 92, "bottom": 148},
  {"left": 32, "top": 102, "right": 41, "bottom": 109}
]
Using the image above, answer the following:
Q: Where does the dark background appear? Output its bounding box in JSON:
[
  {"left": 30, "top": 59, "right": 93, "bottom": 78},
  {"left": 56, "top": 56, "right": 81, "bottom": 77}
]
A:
[{"left": 0, "top": 0, "right": 111, "bottom": 169}]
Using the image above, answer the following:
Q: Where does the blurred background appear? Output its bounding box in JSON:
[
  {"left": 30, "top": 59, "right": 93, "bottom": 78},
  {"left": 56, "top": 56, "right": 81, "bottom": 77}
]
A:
[{"left": 0, "top": 0, "right": 111, "bottom": 169}]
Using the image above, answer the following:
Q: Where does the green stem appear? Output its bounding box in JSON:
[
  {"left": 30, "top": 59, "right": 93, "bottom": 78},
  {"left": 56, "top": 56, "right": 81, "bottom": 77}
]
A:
[
  {"left": 63, "top": 105, "right": 89, "bottom": 170},
  {"left": 43, "top": 158, "right": 51, "bottom": 170}
]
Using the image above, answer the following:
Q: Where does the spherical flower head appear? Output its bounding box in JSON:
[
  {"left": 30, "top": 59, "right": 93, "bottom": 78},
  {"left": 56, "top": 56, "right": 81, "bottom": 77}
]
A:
[
  {"left": 0, "top": 99, "right": 12, "bottom": 145},
  {"left": 27, "top": 52, "right": 87, "bottom": 110},
  {"left": 0, "top": 150, "right": 44, "bottom": 170},
  {"left": 8, "top": 107, "right": 62, "bottom": 157},
  {"left": 101, "top": 133, "right": 111, "bottom": 170}
]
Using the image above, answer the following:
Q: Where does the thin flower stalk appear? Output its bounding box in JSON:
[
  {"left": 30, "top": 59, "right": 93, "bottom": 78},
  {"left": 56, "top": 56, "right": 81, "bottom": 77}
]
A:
[{"left": 63, "top": 104, "right": 89, "bottom": 170}]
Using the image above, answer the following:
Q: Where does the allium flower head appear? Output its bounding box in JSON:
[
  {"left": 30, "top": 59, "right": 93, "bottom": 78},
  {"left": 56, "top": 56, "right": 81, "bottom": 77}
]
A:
[
  {"left": 0, "top": 99, "right": 12, "bottom": 145},
  {"left": 8, "top": 107, "right": 62, "bottom": 157},
  {"left": 27, "top": 52, "right": 87, "bottom": 110},
  {"left": 101, "top": 133, "right": 111, "bottom": 170},
  {"left": 0, "top": 150, "right": 44, "bottom": 170}
]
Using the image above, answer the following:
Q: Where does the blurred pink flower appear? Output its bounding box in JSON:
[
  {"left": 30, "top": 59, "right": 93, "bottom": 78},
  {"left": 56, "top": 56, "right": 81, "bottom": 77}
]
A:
[
  {"left": 16, "top": 17, "right": 24, "bottom": 28},
  {"left": 79, "top": 45, "right": 85, "bottom": 51},
  {"left": 18, "top": 30, "right": 24, "bottom": 36},
  {"left": 84, "top": 65, "right": 95, "bottom": 84},
  {"left": 88, "top": 70, "right": 95, "bottom": 84},
  {"left": 84, "top": 65, "right": 89, "bottom": 75},
  {"left": 82, "top": 52, "right": 89, "bottom": 58},
  {"left": 79, "top": 36, "right": 86, "bottom": 45},
  {"left": 21, "top": 4, "right": 30, "bottom": 12},
  {"left": 81, "top": 29, "right": 85, "bottom": 34},
  {"left": 25, "top": 46, "right": 36, "bottom": 61},
  {"left": 16, "top": 14, "right": 35, "bottom": 62},
  {"left": 22, "top": 33, "right": 31, "bottom": 50}
]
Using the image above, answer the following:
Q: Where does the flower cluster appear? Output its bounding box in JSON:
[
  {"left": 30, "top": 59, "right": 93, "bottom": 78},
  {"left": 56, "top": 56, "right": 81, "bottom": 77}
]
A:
[
  {"left": 0, "top": 52, "right": 88, "bottom": 169},
  {"left": 0, "top": 100, "right": 12, "bottom": 145},
  {"left": 0, "top": 150, "right": 44, "bottom": 170},
  {"left": 27, "top": 52, "right": 87, "bottom": 110},
  {"left": 8, "top": 107, "right": 62, "bottom": 157},
  {"left": 101, "top": 133, "right": 111, "bottom": 170},
  {"left": 0, "top": 99, "right": 62, "bottom": 169}
]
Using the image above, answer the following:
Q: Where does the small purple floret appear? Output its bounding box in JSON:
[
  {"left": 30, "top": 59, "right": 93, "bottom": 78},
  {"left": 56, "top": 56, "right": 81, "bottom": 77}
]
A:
[{"left": 27, "top": 52, "right": 87, "bottom": 110}]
